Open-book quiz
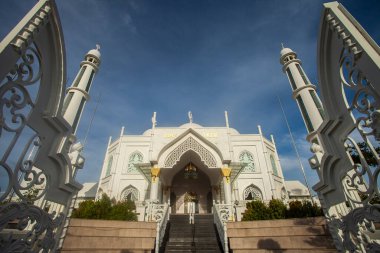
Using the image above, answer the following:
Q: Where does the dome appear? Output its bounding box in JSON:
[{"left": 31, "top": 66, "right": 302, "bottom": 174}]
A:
[
  {"left": 87, "top": 45, "right": 101, "bottom": 59},
  {"left": 180, "top": 123, "right": 203, "bottom": 128},
  {"left": 280, "top": 47, "right": 294, "bottom": 57}
]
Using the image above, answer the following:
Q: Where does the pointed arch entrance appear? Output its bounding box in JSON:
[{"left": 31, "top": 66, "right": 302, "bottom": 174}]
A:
[
  {"left": 170, "top": 154, "right": 212, "bottom": 214},
  {"left": 156, "top": 132, "right": 226, "bottom": 213}
]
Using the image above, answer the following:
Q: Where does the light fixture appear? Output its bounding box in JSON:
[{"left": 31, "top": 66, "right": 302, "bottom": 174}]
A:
[{"left": 184, "top": 154, "right": 198, "bottom": 179}]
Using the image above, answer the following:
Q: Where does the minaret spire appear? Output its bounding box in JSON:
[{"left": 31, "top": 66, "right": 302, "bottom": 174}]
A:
[
  {"left": 280, "top": 46, "right": 324, "bottom": 140},
  {"left": 62, "top": 45, "right": 101, "bottom": 134}
]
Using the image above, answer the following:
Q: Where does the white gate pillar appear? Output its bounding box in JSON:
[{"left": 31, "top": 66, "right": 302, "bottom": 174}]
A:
[
  {"left": 221, "top": 167, "right": 232, "bottom": 204},
  {"left": 150, "top": 166, "right": 161, "bottom": 201}
]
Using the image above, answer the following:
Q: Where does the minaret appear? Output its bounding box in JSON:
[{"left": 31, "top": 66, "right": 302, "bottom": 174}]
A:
[
  {"left": 280, "top": 46, "right": 324, "bottom": 140},
  {"left": 62, "top": 45, "right": 101, "bottom": 134}
]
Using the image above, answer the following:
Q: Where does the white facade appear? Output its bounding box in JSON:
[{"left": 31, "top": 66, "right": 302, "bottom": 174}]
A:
[
  {"left": 97, "top": 120, "right": 287, "bottom": 220},
  {"left": 75, "top": 182, "right": 98, "bottom": 208}
]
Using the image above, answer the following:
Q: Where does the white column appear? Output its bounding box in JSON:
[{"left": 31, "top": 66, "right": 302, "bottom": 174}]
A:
[
  {"left": 150, "top": 166, "right": 160, "bottom": 201},
  {"left": 221, "top": 167, "right": 232, "bottom": 204},
  {"left": 280, "top": 47, "right": 324, "bottom": 140},
  {"left": 62, "top": 46, "right": 101, "bottom": 134}
]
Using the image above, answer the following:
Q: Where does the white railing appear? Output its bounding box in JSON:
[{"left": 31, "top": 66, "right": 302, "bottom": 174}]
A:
[
  {"left": 213, "top": 204, "right": 234, "bottom": 253},
  {"left": 149, "top": 203, "right": 169, "bottom": 253}
]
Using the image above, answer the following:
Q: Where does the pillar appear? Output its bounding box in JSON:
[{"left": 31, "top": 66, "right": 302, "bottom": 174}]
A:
[
  {"left": 221, "top": 167, "right": 232, "bottom": 204},
  {"left": 150, "top": 166, "right": 160, "bottom": 201}
]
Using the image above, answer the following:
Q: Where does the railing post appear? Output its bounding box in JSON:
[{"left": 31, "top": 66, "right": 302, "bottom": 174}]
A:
[
  {"left": 223, "top": 222, "right": 228, "bottom": 253},
  {"left": 155, "top": 222, "right": 160, "bottom": 253}
]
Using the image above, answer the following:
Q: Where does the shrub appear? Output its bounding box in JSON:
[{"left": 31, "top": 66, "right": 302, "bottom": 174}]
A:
[
  {"left": 108, "top": 200, "right": 137, "bottom": 221},
  {"left": 268, "top": 199, "right": 286, "bottom": 219},
  {"left": 286, "top": 200, "right": 323, "bottom": 218},
  {"left": 242, "top": 200, "right": 271, "bottom": 221},
  {"left": 286, "top": 200, "right": 303, "bottom": 218},
  {"left": 72, "top": 194, "right": 137, "bottom": 221},
  {"left": 242, "top": 199, "right": 324, "bottom": 221}
]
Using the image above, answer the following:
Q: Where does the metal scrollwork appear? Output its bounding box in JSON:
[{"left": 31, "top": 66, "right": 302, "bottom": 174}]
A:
[
  {"left": 340, "top": 49, "right": 380, "bottom": 140},
  {"left": 341, "top": 205, "right": 380, "bottom": 252},
  {"left": 340, "top": 44, "right": 380, "bottom": 252},
  {"left": 344, "top": 137, "right": 379, "bottom": 204},
  {"left": 0, "top": 202, "right": 64, "bottom": 252},
  {"left": 1, "top": 46, "right": 42, "bottom": 135},
  {"left": 0, "top": 45, "right": 44, "bottom": 203}
]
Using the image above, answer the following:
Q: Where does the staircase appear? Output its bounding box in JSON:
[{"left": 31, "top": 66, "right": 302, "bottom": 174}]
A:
[
  {"left": 62, "top": 218, "right": 156, "bottom": 253},
  {"left": 227, "top": 217, "right": 337, "bottom": 252},
  {"left": 163, "top": 214, "right": 222, "bottom": 253}
]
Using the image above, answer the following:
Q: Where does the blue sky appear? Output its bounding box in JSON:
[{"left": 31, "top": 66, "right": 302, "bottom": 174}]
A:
[{"left": 1, "top": 0, "right": 379, "bottom": 194}]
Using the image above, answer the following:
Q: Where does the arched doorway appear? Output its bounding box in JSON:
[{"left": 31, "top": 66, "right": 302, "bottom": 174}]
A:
[{"left": 170, "top": 163, "right": 212, "bottom": 214}]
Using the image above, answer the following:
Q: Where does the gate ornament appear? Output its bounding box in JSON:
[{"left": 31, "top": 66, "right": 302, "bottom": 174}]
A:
[
  {"left": 0, "top": 0, "right": 83, "bottom": 252},
  {"left": 314, "top": 2, "right": 380, "bottom": 252}
]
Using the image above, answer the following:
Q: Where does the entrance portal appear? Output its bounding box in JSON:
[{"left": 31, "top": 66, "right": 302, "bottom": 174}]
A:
[{"left": 170, "top": 166, "right": 212, "bottom": 214}]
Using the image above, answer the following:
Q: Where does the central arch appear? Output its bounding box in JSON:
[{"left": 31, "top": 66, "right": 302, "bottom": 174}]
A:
[{"left": 169, "top": 150, "right": 213, "bottom": 214}]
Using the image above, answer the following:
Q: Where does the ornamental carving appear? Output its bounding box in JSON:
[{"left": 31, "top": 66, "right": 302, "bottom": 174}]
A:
[
  {"left": 164, "top": 136, "right": 217, "bottom": 168},
  {"left": 121, "top": 185, "right": 139, "bottom": 201},
  {"left": 126, "top": 151, "right": 143, "bottom": 173},
  {"left": 239, "top": 151, "right": 255, "bottom": 172},
  {"left": 243, "top": 185, "right": 263, "bottom": 200}
]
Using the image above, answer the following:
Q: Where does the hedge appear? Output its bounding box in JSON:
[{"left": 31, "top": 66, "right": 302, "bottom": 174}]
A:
[
  {"left": 242, "top": 199, "right": 323, "bottom": 221},
  {"left": 72, "top": 194, "right": 137, "bottom": 221}
]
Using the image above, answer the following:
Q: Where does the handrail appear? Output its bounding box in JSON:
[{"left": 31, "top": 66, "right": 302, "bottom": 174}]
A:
[
  {"left": 213, "top": 204, "right": 233, "bottom": 253},
  {"left": 151, "top": 203, "right": 169, "bottom": 253}
]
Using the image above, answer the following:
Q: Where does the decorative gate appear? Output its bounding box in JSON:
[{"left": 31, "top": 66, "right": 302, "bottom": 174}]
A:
[
  {"left": 310, "top": 2, "right": 380, "bottom": 252},
  {"left": 0, "top": 0, "right": 82, "bottom": 252}
]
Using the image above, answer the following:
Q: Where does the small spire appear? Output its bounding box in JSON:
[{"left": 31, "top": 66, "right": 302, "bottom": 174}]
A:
[
  {"left": 96, "top": 44, "right": 101, "bottom": 51},
  {"left": 281, "top": 43, "right": 284, "bottom": 49},
  {"left": 152, "top": 112, "right": 157, "bottom": 129},
  {"left": 225, "top": 111, "right": 230, "bottom": 128},
  {"left": 188, "top": 111, "right": 193, "bottom": 124}
]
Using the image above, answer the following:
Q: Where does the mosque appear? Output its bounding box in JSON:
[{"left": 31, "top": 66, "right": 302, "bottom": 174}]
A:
[{"left": 95, "top": 112, "right": 289, "bottom": 220}]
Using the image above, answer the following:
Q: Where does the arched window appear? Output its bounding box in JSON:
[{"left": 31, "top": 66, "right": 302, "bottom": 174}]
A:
[
  {"left": 239, "top": 151, "right": 255, "bottom": 173},
  {"left": 243, "top": 185, "right": 263, "bottom": 200},
  {"left": 105, "top": 155, "right": 113, "bottom": 177},
  {"left": 121, "top": 185, "right": 139, "bottom": 201},
  {"left": 270, "top": 154, "right": 279, "bottom": 176},
  {"left": 127, "top": 151, "right": 143, "bottom": 173}
]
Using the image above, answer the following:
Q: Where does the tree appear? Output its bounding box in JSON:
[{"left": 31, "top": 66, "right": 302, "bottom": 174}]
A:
[{"left": 72, "top": 194, "right": 137, "bottom": 221}]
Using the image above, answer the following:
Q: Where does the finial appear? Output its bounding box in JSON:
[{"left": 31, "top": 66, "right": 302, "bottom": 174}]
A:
[
  {"left": 152, "top": 112, "right": 157, "bottom": 129},
  {"left": 188, "top": 111, "right": 193, "bottom": 124},
  {"left": 281, "top": 43, "right": 284, "bottom": 49},
  {"left": 96, "top": 44, "right": 100, "bottom": 51},
  {"left": 225, "top": 111, "right": 229, "bottom": 128}
]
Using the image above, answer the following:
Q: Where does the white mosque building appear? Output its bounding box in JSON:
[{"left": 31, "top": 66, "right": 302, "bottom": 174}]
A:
[{"left": 95, "top": 113, "right": 289, "bottom": 221}]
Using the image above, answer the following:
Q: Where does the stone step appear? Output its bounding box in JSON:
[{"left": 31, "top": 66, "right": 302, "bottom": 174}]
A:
[
  {"left": 69, "top": 218, "right": 156, "bottom": 229},
  {"left": 61, "top": 250, "right": 152, "bottom": 253},
  {"left": 227, "top": 217, "right": 326, "bottom": 229},
  {"left": 232, "top": 250, "right": 338, "bottom": 253},
  {"left": 228, "top": 225, "right": 330, "bottom": 237},
  {"left": 169, "top": 238, "right": 218, "bottom": 243},
  {"left": 63, "top": 236, "right": 155, "bottom": 250},
  {"left": 66, "top": 226, "right": 156, "bottom": 237},
  {"left": 229, "top": 235, "right": 335, "bottom": 250}
]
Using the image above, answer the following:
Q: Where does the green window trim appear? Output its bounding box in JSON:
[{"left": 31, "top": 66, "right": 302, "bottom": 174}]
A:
[
  {"left": 270, "top": 155, "right": 279, "bottom": 176},
  {"left": 73, "top": 66, "right": 87, "bottom": 87},
  {"left": 72, "top": 97, "right": 86, "bottom": 131},
  {"left": 296, "top": 95, "right": 314, "bottom": 132},
  {"left": 286, "top": 68, "right": 297, "bottom": 90},
  {"left": 309, "top": 90, "right": 325, "bottom": 119},
  {"left": 105, "top": 156, "right": 113, "bottom": 176},
  {"left": 85, "top": 70, "right": 95, "bottom": 92},
  {"left": 296, "top": 64, "right": 310, "bottom": 84},
  {"left": 62, "top": 92, "right": 74, "bottom": 115}
]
